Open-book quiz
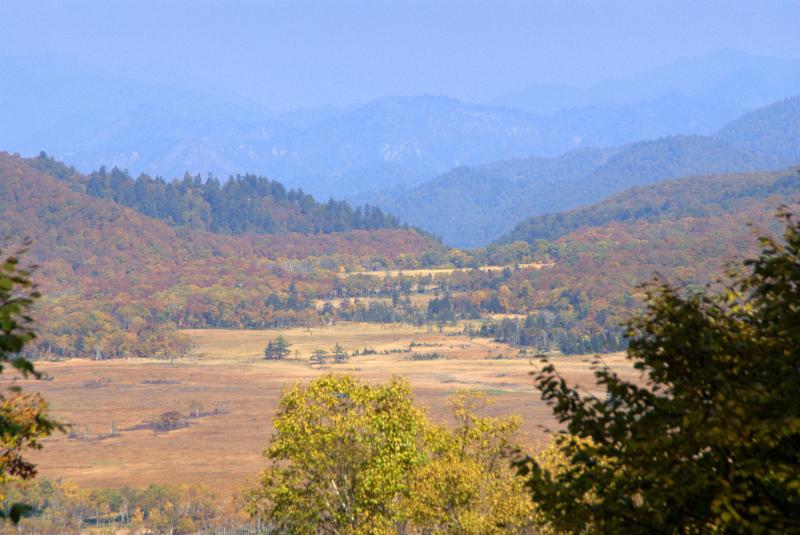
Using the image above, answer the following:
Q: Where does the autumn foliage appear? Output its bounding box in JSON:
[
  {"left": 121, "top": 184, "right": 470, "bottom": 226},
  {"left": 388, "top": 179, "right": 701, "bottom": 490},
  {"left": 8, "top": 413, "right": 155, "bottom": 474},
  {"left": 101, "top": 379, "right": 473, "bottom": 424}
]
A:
[{"left": 0, "top": 153, "right": 443, "bottom": 358}]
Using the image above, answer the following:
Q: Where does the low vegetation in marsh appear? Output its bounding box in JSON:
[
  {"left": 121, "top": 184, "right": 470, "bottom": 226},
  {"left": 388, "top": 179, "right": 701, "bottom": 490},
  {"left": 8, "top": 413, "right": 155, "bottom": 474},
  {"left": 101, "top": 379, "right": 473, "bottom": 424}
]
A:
[{"left": 24, "top": 323, "right": 612, "bottom": 494}]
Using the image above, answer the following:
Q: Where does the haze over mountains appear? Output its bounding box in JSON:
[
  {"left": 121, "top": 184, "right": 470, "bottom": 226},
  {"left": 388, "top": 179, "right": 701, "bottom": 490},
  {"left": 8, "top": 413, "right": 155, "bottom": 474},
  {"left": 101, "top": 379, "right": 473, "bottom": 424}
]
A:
[
  {"left": 3, "top": 50, "right": 799, "bottom": 207},
  {"left": 377, "top": 95, "right": 800, "bottom": 247},
  {"left": 489, "top": 49, "right": 800, "bottom": 113}
]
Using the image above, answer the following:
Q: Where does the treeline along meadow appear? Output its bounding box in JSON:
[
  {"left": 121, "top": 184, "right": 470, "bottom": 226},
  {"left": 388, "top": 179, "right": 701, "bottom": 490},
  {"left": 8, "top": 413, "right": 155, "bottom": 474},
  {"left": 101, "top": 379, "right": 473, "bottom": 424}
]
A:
[{"left": 3, "top": 152, "right": 799, "bottom": 358}]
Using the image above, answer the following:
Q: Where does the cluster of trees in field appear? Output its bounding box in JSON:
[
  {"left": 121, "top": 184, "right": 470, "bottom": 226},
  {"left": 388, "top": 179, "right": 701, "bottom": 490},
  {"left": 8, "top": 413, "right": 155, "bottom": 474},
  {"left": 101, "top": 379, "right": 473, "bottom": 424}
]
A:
[
  {"left": 310, "top": 343, "right": 350, "bottom": 364},
  {"left": 0, "top": 480, "right": 251, "bottom": 534},
  {"left": 316, "top": 267, "right": 628, "bottom": 353},
  {"left": 264, "top": 337, "right": 352, "bottom": 364},
  {"left": 31, "top": 152, "right": 402, "bottom": 234},
  {"left": 478, "top": 314, "right": 626, "bottom": 355}
]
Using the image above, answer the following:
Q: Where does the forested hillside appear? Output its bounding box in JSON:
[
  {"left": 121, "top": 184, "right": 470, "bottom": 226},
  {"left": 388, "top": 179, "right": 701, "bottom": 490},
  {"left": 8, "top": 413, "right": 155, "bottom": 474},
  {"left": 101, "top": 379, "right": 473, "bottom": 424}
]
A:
[
  {"left": 0, "top": 153, "right": 443, "bottom": 358},
  {"left": 4, "top": 151, "right": 798, "bottom": 359},
  {"left": 28, "top": 152, "right": 400, "bottom": 235},
  {"left": 472, "top": 168, "right": 800, "bottom": 353},
  {"left": 499, "top": 168, "right": 800, "bottom": 244},
  {"left": 379, "top": 96, "right": 800, "bottom": 247},
  {"left": 289, "top": 168, "right": 800, "bottom": 355},
  {"left": 715, "top": 95, "right": 800, "bottom": 161}
]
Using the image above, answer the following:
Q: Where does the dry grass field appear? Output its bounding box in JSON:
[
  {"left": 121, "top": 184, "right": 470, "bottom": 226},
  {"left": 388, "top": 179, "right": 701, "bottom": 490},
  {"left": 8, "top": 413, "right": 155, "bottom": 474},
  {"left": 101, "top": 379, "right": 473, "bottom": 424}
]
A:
[
  {"left": 11, "top": 323, "right": 638, "bottom": 498},
  {"left": 343, "top": 262, "right": 551, "bottom": 278}
]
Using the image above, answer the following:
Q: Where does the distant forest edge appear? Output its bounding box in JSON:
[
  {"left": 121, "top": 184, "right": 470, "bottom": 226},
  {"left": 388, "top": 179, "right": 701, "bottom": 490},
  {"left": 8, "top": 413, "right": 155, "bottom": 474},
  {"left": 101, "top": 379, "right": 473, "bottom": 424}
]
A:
[
  {"left": 479, "top": 169, "right": 799, "bottom": 354},
  {"left": 499, "top": 168, "right": 800, "bottom": 245},
  {"left": 29, "top": 152, "right": 407, "bottom": 236},
  {"left": 2, "top": 151, "right": 798, "bottom": 359}
]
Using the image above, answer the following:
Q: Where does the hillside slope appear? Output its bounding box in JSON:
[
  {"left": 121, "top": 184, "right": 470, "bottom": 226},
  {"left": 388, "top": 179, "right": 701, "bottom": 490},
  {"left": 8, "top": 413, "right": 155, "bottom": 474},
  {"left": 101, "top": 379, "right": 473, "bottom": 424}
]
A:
[
  {"left": 378, "top": 96, "right": 800, "bottom": 247},
  {"left": 474, "top": 168, "right": 800, "bottom": 353},
  {"left": 499, "top": 168, "right": 800, "bottom": 244},
  {"left": 0, "top": 153, "right": 442, "bottom": 358},
  {"left": 27, "top": 152, "right": 402, "bottom": 235},
  {"left": 715, "top": 96, "right": 800, "bottom": 162},
  {"left": 489, "top": 49, "right": 800, "bottom": 113}
]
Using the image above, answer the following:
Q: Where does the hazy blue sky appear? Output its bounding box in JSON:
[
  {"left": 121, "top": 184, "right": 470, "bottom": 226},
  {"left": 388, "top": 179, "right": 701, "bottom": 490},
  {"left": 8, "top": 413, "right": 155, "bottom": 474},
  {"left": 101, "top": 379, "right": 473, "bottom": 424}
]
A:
[{"left": 3, "top": 0, "right": 799, "bottom": 110}]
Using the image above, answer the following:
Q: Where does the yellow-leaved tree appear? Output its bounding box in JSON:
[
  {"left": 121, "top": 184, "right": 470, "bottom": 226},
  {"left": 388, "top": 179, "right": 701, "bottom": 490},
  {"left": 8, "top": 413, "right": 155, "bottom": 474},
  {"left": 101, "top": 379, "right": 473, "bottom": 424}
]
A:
[
  {"left": 402, "top": 390, "right": 533, "bottom": 534},
  {"left": 247, "top": 375, "right": 425, "bottom": 534},
  {"left": 246, "top": 375, "right": 536, "bottom": 534}
]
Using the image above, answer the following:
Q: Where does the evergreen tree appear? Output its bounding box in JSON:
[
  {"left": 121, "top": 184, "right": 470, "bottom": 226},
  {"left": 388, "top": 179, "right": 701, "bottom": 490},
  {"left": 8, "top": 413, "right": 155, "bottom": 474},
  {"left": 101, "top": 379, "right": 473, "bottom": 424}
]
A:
[
  {"left": 332, "top": 344, "right": 348, "bottom": 364},
  {"left": 264, "top": 335, "right": 291, "bottom": 360}
]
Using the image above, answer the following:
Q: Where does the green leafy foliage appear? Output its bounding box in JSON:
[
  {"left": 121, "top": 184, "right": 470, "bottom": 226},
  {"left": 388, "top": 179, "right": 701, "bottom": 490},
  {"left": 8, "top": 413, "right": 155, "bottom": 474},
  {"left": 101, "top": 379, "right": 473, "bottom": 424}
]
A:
[
  {"left": 246, "top": 376, "right": 534, "bottom": 534},
  {"left": 515, "top": 210, "right": 800, "bottom": 533},
  {"left": 402, "top": 391, "right": 533, "bottom": 534},
  {"left": 248, "top": 375, "right": 426, "bottom": 533},
  {"left": 0, "top": 251, "right": 39, "bottom": 375}
]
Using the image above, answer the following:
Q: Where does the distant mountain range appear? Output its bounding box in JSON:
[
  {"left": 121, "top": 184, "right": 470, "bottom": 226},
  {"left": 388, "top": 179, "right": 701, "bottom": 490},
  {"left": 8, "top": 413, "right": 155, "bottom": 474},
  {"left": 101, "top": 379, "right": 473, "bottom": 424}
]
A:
[
  {"left": 489, "top": 49, "right": 800, "bottom": 114},
  {"left": 3, "top": 50, "right": 799, "bottom": 201},
  {"left": 374, "top": 96, "right": 800, "bottom": 248}
]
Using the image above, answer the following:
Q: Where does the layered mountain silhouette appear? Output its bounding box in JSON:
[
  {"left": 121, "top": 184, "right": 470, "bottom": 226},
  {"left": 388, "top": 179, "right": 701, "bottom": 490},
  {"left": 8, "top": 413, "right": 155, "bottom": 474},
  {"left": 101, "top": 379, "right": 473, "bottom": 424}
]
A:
[
  {"left": 4, "top": 50, "right": 799, "bottom": 202},
  {"left": 374, "top": 96, "right": 800, "bottom": 247}
]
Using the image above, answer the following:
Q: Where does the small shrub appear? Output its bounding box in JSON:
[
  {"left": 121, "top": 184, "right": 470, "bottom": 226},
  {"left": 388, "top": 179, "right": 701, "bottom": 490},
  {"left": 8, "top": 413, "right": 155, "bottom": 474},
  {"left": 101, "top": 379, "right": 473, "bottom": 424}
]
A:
[{"left": 408, "top": 352, "right": 442, "bottom": 361}]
